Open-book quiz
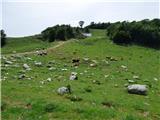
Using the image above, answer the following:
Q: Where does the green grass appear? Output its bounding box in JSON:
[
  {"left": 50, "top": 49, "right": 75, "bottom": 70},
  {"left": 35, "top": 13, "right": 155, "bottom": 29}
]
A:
[
  {"left": 1, "top": 37, "right": 54, "bottom": 54},
  {"left": 1, "top": 29, "right": 160, "bottom": 120}
]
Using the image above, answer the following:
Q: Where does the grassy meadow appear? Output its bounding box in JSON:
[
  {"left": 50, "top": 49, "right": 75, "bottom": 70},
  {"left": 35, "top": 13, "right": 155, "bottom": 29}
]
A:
[{"left": 1, "top": 29, "right": 160, "bottom": 120}]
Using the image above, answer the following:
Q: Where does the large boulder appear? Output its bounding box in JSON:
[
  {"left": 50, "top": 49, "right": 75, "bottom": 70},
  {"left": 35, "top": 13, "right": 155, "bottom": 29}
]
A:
[{"left": 127, "top": 84, "right": 147, "bottom": 95}]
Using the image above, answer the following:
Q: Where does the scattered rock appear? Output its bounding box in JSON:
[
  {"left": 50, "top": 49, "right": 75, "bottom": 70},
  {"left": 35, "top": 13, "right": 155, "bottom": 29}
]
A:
[
  {"left": 47, "top": 78, "right": 52, "bottom": 82},
  {"left": 83, "top": 57, "right": 90, "bottom": 62},
  {"left": 92, "top": 80, "right": 101, "bottom": 85},
  {"left": 25, "top": 103, "right": 32, "bottom": 109},
  {"left": 2, "top": 56, "right": 7, "bottom": 60},
  {"left": 18, "top": 74, "right": 26, "bottom": 79},
  {"left": 5, "top": 60, "right": 13, "bottom": 64},
  {"left": 23, "top": 64, "right": 31, "bottom": 71},
  {"left": 114, "top": 84, "right": 118, "bottom": 87},
  {"left": 69, "top": 72, "right": 78, "bottom": 80},
  {"left": 91, "top": 60, "right": 98, "bottom": 64},
  {"left": 80, "top": 72, "right": 83, "bottom": 75},
  {"left": 34, "top": 61, "right": 42, "bottom": 67},
  {"left": 61, "top": 68, "right": 68, "bottom": 71},
  {"left": 133, "top": 75, "right": 139, "bottom": 79},
  {"left": 106, "top": 56, "right": 118, "bottom": 61},
  {"left": 121, "top": 65, "right": 127, "bottom": 69},
  {"left": 90, "top": 63, "right": 97, "bottom": 67},
  {"left": 104, "top": 75, "right": 109, "bottom": 78},
  {"left": 57, "top": 85, "right": 71, "bottom": 95},
  {"left": 49, "top": 67, "right": 56, "bottom": 71},
  {"left": 36, "top": 50, "right": 47, "bottom": 56},
  {"left": 102, "top": 59, "right": 109, "bottom": 65},
  {"left": 154, "top": 77, "right": 158, "bottom": 81},
  {"left": 128, "top": 80, "right": 136, "bottom": 83},
  {"left": 72, "top": 58, "right": 80, "bottom": 66},
  {"left": 26, "top": 57, "right": 32, "bottom": 60},
  {"left": 127, "top": 84, "right": 148, "bottom": 95}
]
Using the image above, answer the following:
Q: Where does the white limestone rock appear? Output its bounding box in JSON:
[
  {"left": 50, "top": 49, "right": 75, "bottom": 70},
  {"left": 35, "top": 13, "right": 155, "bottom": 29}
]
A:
[
  {"left": 127, "top": 84, "right": 147, "bottom": 95},
  {"left": 34, "top": 61, "right": 42, "bottom": 67},
  {"left": 5, "top": 60, "right": 13, "bottom": 64},
  {"left": 69, "top": 72, "right": 78, "bottom": 80},
  {"left": 57, "top": 87, "right": 70, "bottom": 95},
  {"left": 23, "top": 64, "right": 31, "bottom": 70}
]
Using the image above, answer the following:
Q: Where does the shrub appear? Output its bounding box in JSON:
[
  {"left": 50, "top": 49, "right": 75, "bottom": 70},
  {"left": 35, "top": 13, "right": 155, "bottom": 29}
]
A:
[
  {"left": 113, "top": 31, "right": 132, "bottom": 44},
  {"left": 44, "top": 103, "right": 57, "bottom": 113}
]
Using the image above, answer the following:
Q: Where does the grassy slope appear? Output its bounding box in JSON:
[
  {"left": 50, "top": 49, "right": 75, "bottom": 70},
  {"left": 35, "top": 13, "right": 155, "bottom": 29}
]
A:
[
  {"left": 1, "top": 37, "right": 55, "bottom": 54},
  {"left": 1, "top": 29, "right": 160, "bottom": 120}
]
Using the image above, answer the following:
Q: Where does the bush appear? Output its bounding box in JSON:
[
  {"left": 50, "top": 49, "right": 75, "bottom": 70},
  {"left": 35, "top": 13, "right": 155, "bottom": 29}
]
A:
[
  {"left": 113, "top": 31, "right": 132, "bottom": 44},
  {"left": 44, "top": 103, "right": 57, "bottom": 113},
  {"left": 1, "top": 102, "right": 7, "bottom": 111}
]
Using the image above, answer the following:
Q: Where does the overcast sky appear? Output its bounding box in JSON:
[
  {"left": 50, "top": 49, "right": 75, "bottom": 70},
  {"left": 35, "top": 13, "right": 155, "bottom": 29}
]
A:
[{"left": 1, "top": 0, "right": 159, "bottom": 37}]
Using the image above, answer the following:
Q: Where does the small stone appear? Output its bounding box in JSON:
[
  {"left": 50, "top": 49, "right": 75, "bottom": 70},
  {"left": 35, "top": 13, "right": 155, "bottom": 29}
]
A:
[
  {"left": 23, "top": 64, "right": 31, "bottom": 71},
  {"left": 104, "top": 75, "right": 109, "bottom": 78},
  {"left": 121, "top": 65, "right": 127, "bottom": 69},
  {"left": 128, "top": 80, "right": 135, "bottom": 83},
  {"left": 5, "top": 60, "right": 13, "bottom": 64},
  {"left": 49, "top": 67, "right": 56, "bottom": 71},
  {"left": 83, "top": 57, "right": 90, "bottom": 62},
  {"left": 92, "top": 80, "right": 101, "bottom": 85},
  {"left": 80, "top": 73, "right": 83, "bottom": 75},
  {"left": 40, "top": 81, "right": 45, "bottom": 84},
  {"left": 47, "top": 78, "right": 52, "bottom": 82},
  {"left": 90, "top": 63, "right": 97, "bottom": 67},
  {"left": 27, "top": 77, "right": 32, "bottom": 80},
  {"left": 91, "top": 60, "right": 98, "bottom": 64},
  {"left": 154, "top": 77, "right": 158, "bottom": 81},
  {"left": 26, "top": 57, "right": 32, "bottom": 60},
  {"left": 34, "top": 61, "right": 42, "bottom": 67},
  {"left": 133, "top": 75, "right": 139, "bottom": 79},
  {"left": 18, "top": 74, "right": 25, "bottom": 79},
  {"left": 61, "top": 68, "right": 68, "bottom": 71},
  {"left": 69, "top": 72, "right": 78, "bottom": 80}
]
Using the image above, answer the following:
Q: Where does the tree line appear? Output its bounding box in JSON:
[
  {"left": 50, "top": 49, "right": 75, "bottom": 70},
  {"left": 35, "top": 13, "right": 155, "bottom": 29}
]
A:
[
  {"left": 86, "top": 19, "right": 160, "bottom": 49},
  {"left": 1, "top": 30, "right": 6, "bottom": 47},
  {"left": 39, "top": 24, "right": 89, "bottom": 42}
]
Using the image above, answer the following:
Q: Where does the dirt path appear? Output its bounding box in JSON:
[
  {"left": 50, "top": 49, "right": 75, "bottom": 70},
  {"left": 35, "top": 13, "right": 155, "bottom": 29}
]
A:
[{"left": 3, "top": 40, "right": 72, "bottom": 56}]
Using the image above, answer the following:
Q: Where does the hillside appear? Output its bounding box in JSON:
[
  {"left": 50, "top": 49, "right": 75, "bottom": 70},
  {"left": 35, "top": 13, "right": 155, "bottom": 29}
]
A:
[
  {"left": 1, "top": 37, "right": 54, "bottom": 54},
  {"left": 1, "top": 29, "right": 160, "bottom": 120}
]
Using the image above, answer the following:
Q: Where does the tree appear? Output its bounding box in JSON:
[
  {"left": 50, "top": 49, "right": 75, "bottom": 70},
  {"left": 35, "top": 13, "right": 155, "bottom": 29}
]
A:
[
  {"left": 1, "top": 30, "right": 6, "bottom": 47},
  {"left": 79, "top": 21, "right": 84, "bottom": 28}
]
